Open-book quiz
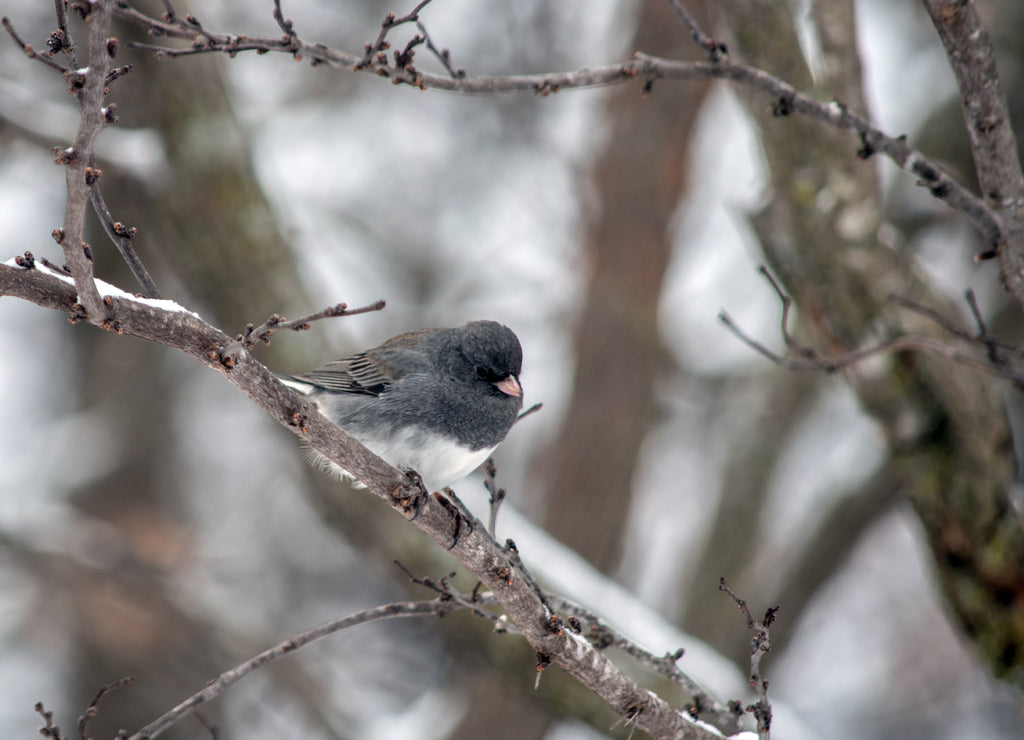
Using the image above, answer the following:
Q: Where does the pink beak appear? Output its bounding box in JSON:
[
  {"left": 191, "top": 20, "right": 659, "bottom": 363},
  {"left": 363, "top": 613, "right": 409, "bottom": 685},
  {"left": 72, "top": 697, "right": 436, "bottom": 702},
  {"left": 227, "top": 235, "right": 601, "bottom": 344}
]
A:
[{"left": 496, "top": 375, "right": 523, "bottom": 398}]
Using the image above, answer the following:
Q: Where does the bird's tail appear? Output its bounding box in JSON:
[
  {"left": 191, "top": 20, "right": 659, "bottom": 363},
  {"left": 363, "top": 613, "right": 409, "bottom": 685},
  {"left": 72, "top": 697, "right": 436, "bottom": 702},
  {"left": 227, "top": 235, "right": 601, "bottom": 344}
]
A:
[{"left": 275, "top": 373, "right": 317, "bottom": 395}]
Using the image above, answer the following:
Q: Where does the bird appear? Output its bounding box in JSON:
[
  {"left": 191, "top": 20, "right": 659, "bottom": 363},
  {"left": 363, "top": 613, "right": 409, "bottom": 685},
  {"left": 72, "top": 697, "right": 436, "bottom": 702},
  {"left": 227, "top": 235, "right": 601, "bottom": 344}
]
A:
[{"left": 277, "top": 320, "right": 523, "bottom": 491}]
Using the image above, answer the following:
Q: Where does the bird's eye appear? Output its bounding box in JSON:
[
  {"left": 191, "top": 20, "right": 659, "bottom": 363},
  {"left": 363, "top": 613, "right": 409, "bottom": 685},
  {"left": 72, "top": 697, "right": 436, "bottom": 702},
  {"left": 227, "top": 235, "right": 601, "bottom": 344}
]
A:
[{"left": 475, "top": 366, "right": 489, "bottom": 379}]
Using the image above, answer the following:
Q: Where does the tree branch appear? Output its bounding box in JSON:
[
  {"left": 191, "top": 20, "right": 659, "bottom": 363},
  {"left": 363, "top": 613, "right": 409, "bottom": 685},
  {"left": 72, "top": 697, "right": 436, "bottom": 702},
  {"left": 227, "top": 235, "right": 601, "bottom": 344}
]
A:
[
  {"left": 922, "top": 0, "right": 1024, "bottom": 298},
  {"left": 127, "top": 599, "right": 469, "bottom": 740},
  {"left": 111, "top": 2, "right": 1004, "bottom": 261},
  {"left": 550, "top": 595, "right": 744, "bottom": 735},
  {"left": 664, "top": 0, "right": 726, "bottom": 61},
  {"left": 222, "top": 299, "right": 387, "bottom": 359},
  {"left": 719, "top": 267, "right": 1024, "bottom": 387},
  {"left": 0, "top": 259, "right": 726, "bottom": 740},
  {"left": 719, "top": 579, "right": 774, "bottom": 739},
  {"left": 89, "top": 184, "right": 161, "bottom": 298},
  {"left": 56, "top": 0, "right": 119, "bottom": 322}
]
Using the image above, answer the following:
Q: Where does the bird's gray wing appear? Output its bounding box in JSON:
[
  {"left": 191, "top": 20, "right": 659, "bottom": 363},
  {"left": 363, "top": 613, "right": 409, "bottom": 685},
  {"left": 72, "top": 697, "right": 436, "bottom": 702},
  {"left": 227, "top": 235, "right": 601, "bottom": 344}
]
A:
[{"left": 285, "top": 328, "right": 437, "bottom": 397}]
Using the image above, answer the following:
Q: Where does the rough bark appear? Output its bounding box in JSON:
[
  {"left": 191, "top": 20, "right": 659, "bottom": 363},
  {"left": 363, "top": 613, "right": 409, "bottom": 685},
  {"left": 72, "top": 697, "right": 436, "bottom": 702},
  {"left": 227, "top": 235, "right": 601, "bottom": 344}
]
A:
[{"left": 716, "top": 0, "right": 1024, "bottom": 686}]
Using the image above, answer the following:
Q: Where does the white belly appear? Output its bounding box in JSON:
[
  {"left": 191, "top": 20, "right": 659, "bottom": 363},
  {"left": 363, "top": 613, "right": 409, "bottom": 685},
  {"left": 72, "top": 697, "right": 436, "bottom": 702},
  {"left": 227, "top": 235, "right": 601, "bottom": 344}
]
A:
[{"left": 306, "top": 426, "right": 495, "bottom": 492}]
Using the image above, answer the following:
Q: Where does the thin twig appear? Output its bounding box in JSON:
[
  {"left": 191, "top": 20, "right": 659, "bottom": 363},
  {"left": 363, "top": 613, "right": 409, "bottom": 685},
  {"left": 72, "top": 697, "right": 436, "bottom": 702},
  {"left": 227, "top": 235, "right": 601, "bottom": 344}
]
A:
[
  {"left": 962, "top": 289, "right": 1007, "bottom": 364},
  {"left": 125, "top": 599, "right": 472, "bottom": 740},
  {"left": 355, "top": 0, "right": 434, "bottom": 70},
  {"left": 887, "top": 293, "right": 978, "bottom": 344},
  {"left": 1, "top": 17, "right": 68, "bottom": 73},
  {"left": 549, "top": 595, "right": 743, "bottom": 734},
  {"left": 53, "top": 0, "right": 77, "bottom": 68},
  {"left": 157, "top": 0, "right": 177, "bottom": 21},
  {"left": 105, "top": 63, "right": 134, "bottom": 84},
  {"left": 415, "top": 20, "right": 463, "bottom": 78},
  {"left": 36, "top": 700, "right": 66, "bottom": 740},
  {"left": 271, "top": 0, "right": 293, "bottom": 37},
  {"left": 77, "top": 677, "right": 135, "bottom": 740},
  {"left": 719, "top": 579, "right": 774, "bottom": 739},
  {"left": 393, "top": 0, "right": 434, "bottom": 26},
  {"left": 517, "top": 401, "right": 543, "bottom": 422},
  {"left": 223, "top": 299, "right": 387, "bottom": 362},
  {"left": 665, "top": 0, "right": 726, "bottom": 61},
  {"left": 90, "top": 184, "right": 161, "bottom": 298},
  {"left": 394, "top": 560, "right": 506, "bottom": 624},
  {"left": 720, "top": 268, "right": 1024, "bottom": 387},
  {"left": 756, "top": 265, "right": 811, "bottom": 358},
  {"left": 891, "top": 292, "right": 1022, "bottom": 364}
]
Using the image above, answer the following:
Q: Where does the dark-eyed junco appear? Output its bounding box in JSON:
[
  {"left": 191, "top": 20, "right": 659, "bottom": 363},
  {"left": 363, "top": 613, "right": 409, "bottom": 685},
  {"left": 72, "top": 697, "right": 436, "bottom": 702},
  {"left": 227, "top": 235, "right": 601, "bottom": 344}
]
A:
[{"left": 278, "top": 320, "right": 523, "bottom": 491}]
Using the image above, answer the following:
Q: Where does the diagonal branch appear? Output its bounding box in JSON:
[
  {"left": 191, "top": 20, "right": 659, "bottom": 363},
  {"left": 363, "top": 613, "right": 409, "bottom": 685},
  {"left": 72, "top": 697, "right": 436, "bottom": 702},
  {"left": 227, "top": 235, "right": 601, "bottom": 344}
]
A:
[
  {"left": 128, "top": 598, "right": 471, "bottom": 740},
  {"left": 921, "top": 0, "right": 1024, "bottom": 311},
  {"left": 1, "top": 16, "right": 68, "bottom": 73},
  {"left": 719, "top": 268, "right": 1024, "bottom": 387},
  {"left": 550, "top": 595, "right": 744, "bottom": 735},
  {"left": 0, "top": 260, "right": 724, "bottom": 740},
  {"left": 221, "top": 299, "right": 387, "bottom": 361},
  {"left": 89, "top": 185, "right": 161, "bottom": 298},
  {"left": 111, "top": 3, "right": 1005, "bottom": 271}
]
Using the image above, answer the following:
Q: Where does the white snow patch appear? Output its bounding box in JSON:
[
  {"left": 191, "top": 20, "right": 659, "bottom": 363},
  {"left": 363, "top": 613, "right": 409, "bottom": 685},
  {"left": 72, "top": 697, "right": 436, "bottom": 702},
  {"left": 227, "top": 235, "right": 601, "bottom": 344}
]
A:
[{"left": 5, "top": 257, "right": 200, "bottom": 318}]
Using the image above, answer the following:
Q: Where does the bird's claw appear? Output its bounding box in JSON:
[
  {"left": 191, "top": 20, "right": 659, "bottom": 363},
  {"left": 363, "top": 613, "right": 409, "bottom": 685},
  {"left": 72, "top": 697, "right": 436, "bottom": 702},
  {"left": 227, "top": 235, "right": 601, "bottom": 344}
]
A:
[{"left": 392, "top": 468, "right": 428, "bottom": 519}]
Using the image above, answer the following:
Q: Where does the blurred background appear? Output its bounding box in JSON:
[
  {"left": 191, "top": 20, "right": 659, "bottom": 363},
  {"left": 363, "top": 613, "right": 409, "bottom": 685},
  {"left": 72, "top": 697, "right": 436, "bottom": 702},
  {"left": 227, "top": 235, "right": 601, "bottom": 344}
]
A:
[{"left": 2, "top": 0, "right": 1023, "bottom": 738}]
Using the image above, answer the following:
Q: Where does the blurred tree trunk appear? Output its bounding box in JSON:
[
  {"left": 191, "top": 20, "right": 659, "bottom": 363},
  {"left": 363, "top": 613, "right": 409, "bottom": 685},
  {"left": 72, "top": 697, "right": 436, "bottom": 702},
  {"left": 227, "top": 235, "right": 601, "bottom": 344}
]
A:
[
  {"left": 63, "top": 9, "right": 308, "bottom": 737},
  {"left": 540, "top": 0, "right": 713, "bottom": 576},
  {"left": 679, "top": 370, "right": 820, "bottom": 658},
  {"left": 713, "top": 0, "right": 1024, "bottom": 685}
]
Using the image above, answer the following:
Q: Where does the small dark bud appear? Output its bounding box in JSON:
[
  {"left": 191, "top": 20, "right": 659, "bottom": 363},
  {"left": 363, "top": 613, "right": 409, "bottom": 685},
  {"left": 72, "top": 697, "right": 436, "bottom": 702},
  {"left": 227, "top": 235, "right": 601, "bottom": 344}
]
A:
[
  {"left": 545, "top": 614, "right": 563, "bottom": 635},
  {"left": 46, "top": 31, "right": 66, "bottom": 54},
  {"left": 106, "top": 37, "right": 118, "bottom": 58},
  {"left": 772, "top": 96, "right": 792, "bottom": 117},
  {"left": 70, "top": 1, "right": 91, "bottom": 20},
  {"left": 112, "top": 222, "right": 136, "bottom": 238}
]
